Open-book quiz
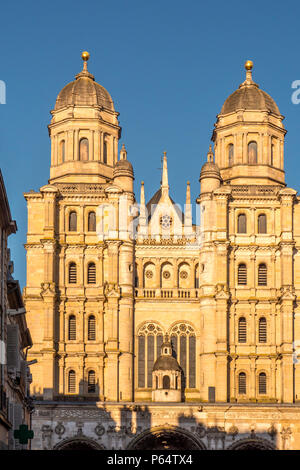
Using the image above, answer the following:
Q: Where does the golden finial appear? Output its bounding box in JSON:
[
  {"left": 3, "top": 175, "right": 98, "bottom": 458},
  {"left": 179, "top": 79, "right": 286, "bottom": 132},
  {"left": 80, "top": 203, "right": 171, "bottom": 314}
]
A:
[
  {"left": 245, "top": 60, "right": 253, "bottom": 71},
  {"left": 82, "top": 51, "right": 90, "bottom": 61}
]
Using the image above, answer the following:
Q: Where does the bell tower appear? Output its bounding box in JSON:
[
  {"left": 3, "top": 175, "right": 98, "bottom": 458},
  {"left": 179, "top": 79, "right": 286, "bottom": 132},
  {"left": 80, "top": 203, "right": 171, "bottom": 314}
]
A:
[
  {"left": 49, "top": 51, "right": 121, "bottom": 184},
  {"left": 212, "top": 61, "right": 286, "bottom": 186}
]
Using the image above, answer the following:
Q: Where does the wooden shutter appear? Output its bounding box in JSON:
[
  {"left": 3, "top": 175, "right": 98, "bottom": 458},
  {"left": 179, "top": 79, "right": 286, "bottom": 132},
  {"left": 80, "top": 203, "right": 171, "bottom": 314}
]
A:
[
  {"left": 69, "top": 263, "right": 77, "bottom": 284},
  {"left": 258, "top": 263, "right": 267, "bottom": 286},
  {"left": 259, "top": 317, "right": 267, "bottom": 343},
  {"left": 238, "top": 317, "right": 247, "bottom": 343},
  {"left": 69, "top": 212, "right": 77, "bottom": 231},
  {"left": 238, "top": 372, "right": 246, "bottom": 394},
  {"left": 88, "top": 263, "right": 96, "bottom": 284},
  {"left": 259, "top": 373, "right": 267, "bottom": 394},
  {"left": 258, "top": 214, "right": 267, "bottom": 233},
  {"left": 88, "top": 212, "right": 96, "bottom": 232},
  {"left": 68, "top": 316, "right": 76, "bottom": 340},
  {"left": 238, "top": 264, "right": 247, "bottom": 285},
  {"left": 238, "top": 214, "right": 247, "bottom": 233},
  {"left": 68, "top": 370, "right": 76, "bottom": 393},
  {"left": 88, "top": 315, "right": 96, "bottom": 340},
  {"left": 6, "top": 324, "right": 20, "bottom": 371}
]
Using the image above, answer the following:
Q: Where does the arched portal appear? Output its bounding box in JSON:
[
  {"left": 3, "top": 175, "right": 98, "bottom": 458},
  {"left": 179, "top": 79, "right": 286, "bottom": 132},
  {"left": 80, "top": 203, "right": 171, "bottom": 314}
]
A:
[
  {"left": 127, "top": 426, "right": 205, "bottom": 450},
  {"left": 228, "top": 437, "right": 276, "bottom": 450},
  {"left": 54, "top": 437, "right": 104, "bottom": 450}
]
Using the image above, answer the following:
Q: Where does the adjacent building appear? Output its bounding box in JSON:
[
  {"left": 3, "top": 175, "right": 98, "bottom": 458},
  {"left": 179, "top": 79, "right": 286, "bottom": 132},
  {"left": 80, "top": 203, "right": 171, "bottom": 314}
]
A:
[
  {"left": 24, "top": 53, "right": 300, "bottom": 450},
  {"left": 0, "top": 170, "right": 33, "bottom": 449}
]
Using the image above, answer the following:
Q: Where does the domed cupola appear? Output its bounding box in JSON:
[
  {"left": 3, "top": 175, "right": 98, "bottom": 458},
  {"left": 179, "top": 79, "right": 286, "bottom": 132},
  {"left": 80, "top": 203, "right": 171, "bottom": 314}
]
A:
[
  {"left": 212, "top": 61, "right": 286, "bottom": 186},
  {"left": 152, "top": 335, "right": 182, "bottom": 402},
  {"left": 48, "top": 52, "right": 122, "bottom": 184}
]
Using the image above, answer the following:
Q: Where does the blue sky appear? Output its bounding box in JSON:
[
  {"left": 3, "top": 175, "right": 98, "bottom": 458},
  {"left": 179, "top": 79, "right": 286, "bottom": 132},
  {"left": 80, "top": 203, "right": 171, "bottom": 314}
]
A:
[{"left": 1, "top": 0, "right": 300, "bottom": 288}]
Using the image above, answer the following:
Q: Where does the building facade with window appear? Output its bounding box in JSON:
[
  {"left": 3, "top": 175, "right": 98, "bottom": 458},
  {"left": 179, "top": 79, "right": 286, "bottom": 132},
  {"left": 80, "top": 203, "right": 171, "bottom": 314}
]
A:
[
  {"left": 25, "top": 54, "right": 300, "bottom": 450},
  {"left": 0, "top": 170, "right": 33, "bottom": 449}
]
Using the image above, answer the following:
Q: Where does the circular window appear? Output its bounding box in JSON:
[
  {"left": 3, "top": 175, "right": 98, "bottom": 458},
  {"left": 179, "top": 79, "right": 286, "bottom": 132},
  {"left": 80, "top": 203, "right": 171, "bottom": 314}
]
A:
[
  {"left": 160, "top": 215, "right": 172, "bottom": 229},
  {"left": 145, "top": 270, "right": 153, "bottom": 279},
  {"left": 163, "top": 271, "right": 171, "bottom": 279},
  {"left": 180, "top": 271, "right": 188, "bottom": 279}
]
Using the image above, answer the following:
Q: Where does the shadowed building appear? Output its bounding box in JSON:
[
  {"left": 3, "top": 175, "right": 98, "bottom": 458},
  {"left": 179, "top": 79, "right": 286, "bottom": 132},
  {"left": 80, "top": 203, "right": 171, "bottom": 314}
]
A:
[{"left": 24, "top": 54, "right": 300, "bottom": 450}]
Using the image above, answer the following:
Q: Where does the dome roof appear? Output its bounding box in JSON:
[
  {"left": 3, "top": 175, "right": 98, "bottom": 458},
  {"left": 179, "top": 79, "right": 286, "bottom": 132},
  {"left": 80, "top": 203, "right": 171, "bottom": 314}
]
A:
[
  {"left": 54, "top": 54, "right": 114, "bottom": 112},
  {"left": 153, "top": 355, "right": 181, "bottom": 372},
  {"left": 220, "top": 62, "right": 280, "bottom": 116}
]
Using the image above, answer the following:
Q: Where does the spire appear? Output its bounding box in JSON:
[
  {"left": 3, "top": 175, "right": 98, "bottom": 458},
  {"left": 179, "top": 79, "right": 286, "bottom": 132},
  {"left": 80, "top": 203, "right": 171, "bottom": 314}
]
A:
[
  {"left": 138, "top": 181, "right": 147, "bottom": 236},
  {"left": 161, "top": 151, "right": 169, "bottom": 196},
  {"left": 82, "top": 51, "right": 90, "bottom": 71},
  {"left": 207, "top": 144, "right": 214, "bottom": 162},
  {"left": 184, "top": 181, "right": 193, "bottom": 236},
  {"left": 120, "top": 143, "right": 127, "bottom": 160}
]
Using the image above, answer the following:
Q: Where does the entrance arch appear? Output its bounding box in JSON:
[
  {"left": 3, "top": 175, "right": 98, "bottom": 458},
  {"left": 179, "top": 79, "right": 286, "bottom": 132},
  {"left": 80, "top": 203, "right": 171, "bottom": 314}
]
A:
[
  {"left": 127, "top": 425, "right": 205, "bottom": 450},
  {"left": 228, "top": 437, "right": 276, "bottom": 450},
  {"left": 54, "top": 437, "right": 105, "bottom": 450}
]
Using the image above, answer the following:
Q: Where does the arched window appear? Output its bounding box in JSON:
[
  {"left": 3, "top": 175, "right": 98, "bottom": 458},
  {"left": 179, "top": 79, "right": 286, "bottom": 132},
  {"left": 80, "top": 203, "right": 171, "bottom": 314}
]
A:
[
  {"left": 238, "top": 372, "right": 246, "bottom": 394},
  {"left": 68, "top": 263, "right": 77, "bottom": 284},
  {"left": 88, "top": 211, "right": 96, "bottom": 232},
  {"left": 258, "top": 263, "right": 267, "bottom": 286},
  {"left": 79, "top": 138, "right": 89, "bottom": 161},
  {"left": 68, "top": 370, "right": 76, "bottom": 393},
  {"left": 170, "top": 323, "right": 196, "bottom": 389},
  {"left": 143, "top": 263, "right": 155, "bottom": 288},
  {"left": 88, "top": 315, "right": 96, "bottom": 340},
  {"left": 248, "top": 141, "right": 257, "bottom": 164},
  {"left": 88, "top": 370, "right": 96, "bottom": 393},
  {"left": 138, "top": 323, "right": 163, "bottom": 388},
  {"left": 259, "top": 372, "right": 267, "bottom": 394},
  {"left": 163, "top": 375, "right": 170, "bottom": 389},
  {"left": 68, "top": 315, "right": 76, "bottom": 340},
  {"left": 238, "top": 263, "right": 247, "bottom": 285},
  {"left": 69, "top": 211, "right": 77, "bottom": 232},
  {"left": 60, "top": 140, "right": 65, "bottom": 163},
  {"left": 103, "top": 138, "right": 108, "bottom": 164},
  {"left": 228, "top": 143, "right": 234, "bottom": 166},
  {"left": 238, "top": 317, "right": 247, "bottom": 343},
  {"left": 237, "top": 213, "right": 247, "bottom": 233},
  {"left": 259, "top": 317, "right": 267, "bottom": 343},
  {"left": 134, "top": 263, "right": 139, "bottom": 288},
  {"left": 258, "top": 214, "right": 267, "bottom": 234},
  {"left": 87, "top": 262, "right": 96, "bottom": 284}
]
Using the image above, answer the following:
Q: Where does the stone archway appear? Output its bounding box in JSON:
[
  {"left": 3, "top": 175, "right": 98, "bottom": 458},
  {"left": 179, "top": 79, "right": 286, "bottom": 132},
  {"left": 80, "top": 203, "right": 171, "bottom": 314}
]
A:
[
  {"left": 127, "top": 426, "right": 205, "bottom": 450},
  {"left": 54, "top": 437, "right": 105, "bottom": 450},
  {"left": 228, "top": 437, "right": 276, "bottom": 451}
]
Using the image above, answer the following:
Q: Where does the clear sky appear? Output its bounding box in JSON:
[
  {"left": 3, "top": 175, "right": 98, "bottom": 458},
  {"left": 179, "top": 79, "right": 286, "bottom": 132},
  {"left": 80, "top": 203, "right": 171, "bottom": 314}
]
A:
[{"left": 1, "top": 0, "right": 300, "bottom": 288}]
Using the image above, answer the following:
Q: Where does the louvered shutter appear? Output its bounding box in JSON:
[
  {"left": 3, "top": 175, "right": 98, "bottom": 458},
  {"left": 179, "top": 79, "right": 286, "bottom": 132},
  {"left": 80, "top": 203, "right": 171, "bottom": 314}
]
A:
[
  {"left": 69, "top": 263, "right": 77, "bottom": 284},
  {"left": 259, "top": 317, "right": 267, "bottom": 343},
  {"left": 6, "top": 324, "right": 20, "bottom": 372},
  {"left": 88, "top": 371, "right": 96, "bottom": 393},
  {"left": 88, "top": 263, "right": 96, "bottom": 284},
  {"left": 238, "top": 317, "right": 247, "bottom": 343},
  {"left": 259, "top": 373, "right": 267, "bottom": 394},
  {"left": 68, "top": 316, "right": 76, "bottom": 340},
  {"left": 88, "top": 315, "right": 96, "bottom": 340},
  {"left": 258, "top": 264, "right": 267, "bottom": 286},
  {"left": 238, "top": 373, "right": 246, "bottom": 394},
  {"left": 238, "top": 264, "right": 247, "bottom": 285},
  {"left": 68, "top": 370, "right": 76, "bottom": 393}
]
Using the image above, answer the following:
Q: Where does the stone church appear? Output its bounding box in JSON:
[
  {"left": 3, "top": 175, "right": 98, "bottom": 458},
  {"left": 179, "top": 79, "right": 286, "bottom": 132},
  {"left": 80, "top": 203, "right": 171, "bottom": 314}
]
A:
[{"left": 24, "top": 52, "right": 300, "bottom": 450}]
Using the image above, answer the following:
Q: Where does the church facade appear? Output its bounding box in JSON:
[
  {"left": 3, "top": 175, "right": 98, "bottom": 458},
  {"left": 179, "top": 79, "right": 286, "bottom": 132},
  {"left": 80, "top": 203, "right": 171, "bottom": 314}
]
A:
[{"left": 24, "top": 53, "right": 300, "bottom": 450}]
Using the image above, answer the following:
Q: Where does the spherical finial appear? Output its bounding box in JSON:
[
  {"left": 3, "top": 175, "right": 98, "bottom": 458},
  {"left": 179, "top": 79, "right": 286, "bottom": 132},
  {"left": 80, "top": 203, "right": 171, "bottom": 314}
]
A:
[
  {"left": 81, "top": 51, "right": 90, "bottom": 61},
  {"left": 245, "top": 60, "right": 253, "bottom": 71}
]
